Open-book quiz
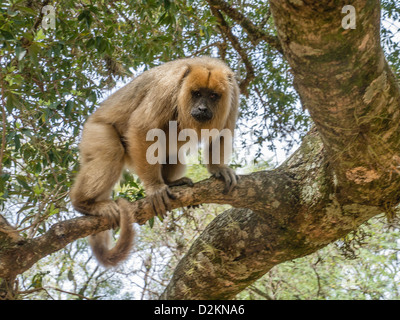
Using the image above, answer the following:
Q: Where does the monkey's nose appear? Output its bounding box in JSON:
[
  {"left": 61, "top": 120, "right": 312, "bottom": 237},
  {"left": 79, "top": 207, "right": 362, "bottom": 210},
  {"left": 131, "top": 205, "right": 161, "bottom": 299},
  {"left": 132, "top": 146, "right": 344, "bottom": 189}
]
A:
[
  {"left": 191, "top": 108, "right": 213, "bottom": 122},
  {"left": 198, "top": 106, "right": 207, "bottom": 112}
]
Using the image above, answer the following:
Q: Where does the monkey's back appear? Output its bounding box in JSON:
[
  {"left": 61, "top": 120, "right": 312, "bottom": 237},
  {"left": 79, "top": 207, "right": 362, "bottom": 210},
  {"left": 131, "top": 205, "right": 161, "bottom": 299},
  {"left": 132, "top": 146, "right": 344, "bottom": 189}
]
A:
[{"left": 89, "top": 57, "right": 233, "bottom": 133}]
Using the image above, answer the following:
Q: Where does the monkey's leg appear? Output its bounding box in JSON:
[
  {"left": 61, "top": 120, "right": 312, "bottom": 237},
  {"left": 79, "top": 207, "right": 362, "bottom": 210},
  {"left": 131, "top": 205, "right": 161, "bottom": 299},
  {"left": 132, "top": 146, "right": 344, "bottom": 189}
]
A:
[
  {"left": 70, "top": 121, "right": 126, "bottom": 223},
  {"left": 126, "top": 136, "right": 176, "bottom": 218},
  {"left": 70, "top": 121, "right": 135, "bottom": 267},
  {"left": 162, "top": 162, "right": 194, "bottom": 188},
  {"left": 162, "top": 162, "right": 200, "bottom": 209}
]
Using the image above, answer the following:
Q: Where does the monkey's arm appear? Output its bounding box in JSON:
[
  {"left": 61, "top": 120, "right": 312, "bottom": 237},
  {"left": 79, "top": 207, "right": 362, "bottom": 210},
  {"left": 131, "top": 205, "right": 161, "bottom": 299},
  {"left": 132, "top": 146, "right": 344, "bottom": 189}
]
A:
[
  {"left": 205, "top": 131, "right": 238, "bottom": 194},
  {"left": 206, "top": 142, "right": 238, "bottom": 194},
  {"left": 206, "top": 101, "right": 239, "bottom": 194}
]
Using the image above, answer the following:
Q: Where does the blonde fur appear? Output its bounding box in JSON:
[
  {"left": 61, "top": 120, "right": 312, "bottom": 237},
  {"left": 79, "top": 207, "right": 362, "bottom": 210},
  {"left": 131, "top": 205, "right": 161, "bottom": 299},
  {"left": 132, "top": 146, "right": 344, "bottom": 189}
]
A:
[{"left": 70, "top": 57, "right": 240, "bottom": 267}]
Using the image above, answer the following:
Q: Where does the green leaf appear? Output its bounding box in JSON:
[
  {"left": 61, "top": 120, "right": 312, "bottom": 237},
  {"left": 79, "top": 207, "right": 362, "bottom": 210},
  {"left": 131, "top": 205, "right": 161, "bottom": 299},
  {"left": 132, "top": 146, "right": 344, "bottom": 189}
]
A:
[
  {"left": 5, "top": 92, "right": 21, "bottom": 112},
  {"left": 28, "top": 43, "right": 41, "bottom": 65},
  {"left": 35, "top": 28, "right": 46, "bottom": 41},
  {"left": 65, "top": 100, "right": 74, "bottom": 117},
  {"left": 33, "top": 184, "right": 44, "bottom": 195},
  {"left": 15, "top": 5, "right": 37, "bottom": 16},
  {"left": 78, "top": 9, "right": 93, "bottom": 29},
  {"left": 67, "top": 269, "right": 74, "bottom": 281},
  {"left": 0, "top": 29, "right": 15, "bottom": 41},
  {"left": 14, "top": 134, "right": 21, "bottom": 151},
  {"left": 164, "top": 0, "right": 171, "bottom": 10},
  {"left": 16, "top": 175, "right": 31, "bottom": 191},
  {"left": 148, "top": 217, "right": 154, "bottom": 228},
  {"left": 95, "top": 37, "right": 109, "bottom": 54},
  {"left": 86, "top": 37, "right": 95, "bottom": 49},
  {"left": 15, "top": 46, "right": 27, "bottom": 60},
  {"left": 48, "top": 203, "right": 59, "bottom": 216}
]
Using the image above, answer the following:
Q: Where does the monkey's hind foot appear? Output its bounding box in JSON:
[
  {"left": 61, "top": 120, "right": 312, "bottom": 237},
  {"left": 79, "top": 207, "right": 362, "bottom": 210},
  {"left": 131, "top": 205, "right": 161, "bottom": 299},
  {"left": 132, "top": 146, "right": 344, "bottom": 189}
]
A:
[{"left": 167, "top": 177, "right": 194, "bottom": 188}]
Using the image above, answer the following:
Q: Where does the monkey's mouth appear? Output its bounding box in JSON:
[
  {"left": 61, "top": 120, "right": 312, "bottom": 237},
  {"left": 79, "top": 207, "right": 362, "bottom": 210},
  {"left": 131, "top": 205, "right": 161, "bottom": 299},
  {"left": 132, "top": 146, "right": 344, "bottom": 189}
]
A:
[{"left": 191, "top": 109, "right": 213, "bottom": 123}]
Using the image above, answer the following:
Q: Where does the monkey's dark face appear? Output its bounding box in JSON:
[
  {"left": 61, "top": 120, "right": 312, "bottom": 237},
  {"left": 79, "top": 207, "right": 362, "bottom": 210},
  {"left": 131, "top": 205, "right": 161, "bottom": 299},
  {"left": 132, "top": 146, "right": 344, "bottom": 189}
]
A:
[
  {"left": 190, "top": 88, "right": 221, "bottom": 123},
  {"left": 178, "top": 64, "right": 230, "bottom": 129}
]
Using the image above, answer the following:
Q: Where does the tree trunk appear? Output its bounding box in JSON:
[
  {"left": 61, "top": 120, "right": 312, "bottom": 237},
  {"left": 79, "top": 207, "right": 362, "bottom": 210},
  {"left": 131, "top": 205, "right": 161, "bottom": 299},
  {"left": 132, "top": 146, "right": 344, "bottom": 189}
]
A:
[{"left": 160, "top": 0, "right": 400, "bottom": 299}]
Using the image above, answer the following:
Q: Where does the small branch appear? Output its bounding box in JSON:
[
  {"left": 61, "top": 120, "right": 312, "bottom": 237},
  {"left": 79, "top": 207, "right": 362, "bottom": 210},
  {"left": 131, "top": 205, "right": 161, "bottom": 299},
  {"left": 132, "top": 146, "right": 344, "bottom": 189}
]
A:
[
  {"left": 206, "top": 0, "right": 283, "bottom": 53},
  {"left": 248, "top": 285, "right": 275, "bottom": 300},
  {"left": 209, "top": 6, "right": 255, "bottom": 95},
  {"left": 17, "top": 286, "right": 91, "bottom": 300},
  {"left": 311, "top": 260, "right": 322, "bottom": 298},
  {"left": 32, "top": 0, "right": 51, "bottom": 31},
  {"left": 0, "top": 215, "right": 24, "bottom": 244},
  {"left": 0, "top": 78, "right": 7, "bottom": 175}
]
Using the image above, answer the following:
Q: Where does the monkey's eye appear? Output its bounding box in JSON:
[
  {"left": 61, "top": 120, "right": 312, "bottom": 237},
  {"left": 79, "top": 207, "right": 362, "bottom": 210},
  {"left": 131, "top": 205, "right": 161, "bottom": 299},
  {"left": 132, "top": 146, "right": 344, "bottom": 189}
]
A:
[
  {"left": 192, "top": 91, "right": 201, "bottom": 98},
  {"left": 209, "top": 93, "right": 220, "bottom": 101}
]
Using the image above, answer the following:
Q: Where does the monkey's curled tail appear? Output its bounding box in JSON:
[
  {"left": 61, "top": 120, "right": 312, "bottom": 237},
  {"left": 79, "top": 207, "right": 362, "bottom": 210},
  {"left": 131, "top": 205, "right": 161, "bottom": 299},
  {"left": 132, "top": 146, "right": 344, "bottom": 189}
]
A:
[{"left": 89, "top": 199, "right": 135, "bottom": 268}]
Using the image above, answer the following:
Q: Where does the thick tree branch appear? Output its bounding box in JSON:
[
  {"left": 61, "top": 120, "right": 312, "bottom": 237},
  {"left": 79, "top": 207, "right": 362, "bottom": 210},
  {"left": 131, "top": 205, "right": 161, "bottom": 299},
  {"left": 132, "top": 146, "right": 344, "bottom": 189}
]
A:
[
  {"left": 160, "top": 0, "right": 400, "bottom": 299},
  {"left": 160, "top": 128, "right": 383, "bottom": 299},
  {"left": 0, "top": 170, "right": 289, "bottom": 278},
  {"left": 269, "top": 0, "right": 400, "bottom": 204}
]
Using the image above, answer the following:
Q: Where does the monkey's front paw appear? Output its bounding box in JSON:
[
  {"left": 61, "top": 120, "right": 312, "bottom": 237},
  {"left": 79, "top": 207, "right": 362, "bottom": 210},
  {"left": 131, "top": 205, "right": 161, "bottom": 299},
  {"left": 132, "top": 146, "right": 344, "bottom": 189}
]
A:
[
  {"left": 147, "top": 185, "right": 176, "bottom": 219},
  {"left": 210, "top": 166, "right": 238, "bottom": 194}
]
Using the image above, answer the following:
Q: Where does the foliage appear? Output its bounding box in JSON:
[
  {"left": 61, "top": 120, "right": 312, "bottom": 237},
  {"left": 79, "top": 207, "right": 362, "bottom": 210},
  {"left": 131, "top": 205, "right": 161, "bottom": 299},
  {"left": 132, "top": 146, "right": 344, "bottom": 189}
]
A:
[
  {"left": 382, "top": 1, "right": 400, "bottom": 78},
  {"left": 0, "top": 0, "right": 399, "bottom": 299}
]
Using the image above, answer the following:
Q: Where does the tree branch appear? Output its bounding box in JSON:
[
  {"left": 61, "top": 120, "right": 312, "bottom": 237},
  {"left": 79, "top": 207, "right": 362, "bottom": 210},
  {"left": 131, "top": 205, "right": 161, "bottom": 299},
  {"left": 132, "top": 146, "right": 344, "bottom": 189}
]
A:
[
  {"left": 209, "top": 6, "right": 255, "bottom": 94},
  {"left": 160, "top": 128, "right": 383, "bottom": 299},
  {"left": 0, "top": 77, "right": 8, "bottom": 175},
  {"left": 0, "top": 215, "right": 23, "bottom": 245},
  {"left": 160, "top": 0, "right": 400, "bottom": 299},
  {"left": 0, "top": 169, "right": 290, "bottom": 278},
  {"left": 206, "top": 0, "right": 283, "bottom": 53},
  {"left": 1, "top": 1, "right": 399, "bottom": 302},
  {"left": 269, "top": 0, "right": 400, "bottom": 204}
]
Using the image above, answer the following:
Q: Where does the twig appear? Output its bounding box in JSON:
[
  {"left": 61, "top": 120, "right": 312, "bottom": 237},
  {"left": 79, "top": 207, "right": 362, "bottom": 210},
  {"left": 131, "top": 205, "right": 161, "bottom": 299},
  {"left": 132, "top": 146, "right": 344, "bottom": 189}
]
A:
[
  {"left": 248, "top": 285, "right": 275, "bottom": 300},
  {"left": 206, "top": 0, "right": 283, "bottom": 53},
  {"left": 0, "top": 78, "right": 7, "bottom": 175},
  {"left": 209, "top": 6, "right": 255, "bottom": 95}
]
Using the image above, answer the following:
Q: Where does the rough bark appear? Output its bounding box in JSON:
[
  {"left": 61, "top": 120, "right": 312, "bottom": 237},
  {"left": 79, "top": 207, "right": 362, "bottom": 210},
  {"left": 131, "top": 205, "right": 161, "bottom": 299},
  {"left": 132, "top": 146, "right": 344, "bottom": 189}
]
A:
[{"left": 160, "top": 0, "right": 400, "bottom": 299}]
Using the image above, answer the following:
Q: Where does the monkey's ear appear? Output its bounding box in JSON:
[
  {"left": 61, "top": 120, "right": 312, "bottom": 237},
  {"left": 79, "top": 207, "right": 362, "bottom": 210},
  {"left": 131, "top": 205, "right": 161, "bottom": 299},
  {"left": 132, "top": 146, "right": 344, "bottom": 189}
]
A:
[
  {"left": 227, "top": 71, "right": 236, "bottom": 84},
  {"left": 181, "top": 65, "right": 191, "bottom": 80}
]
